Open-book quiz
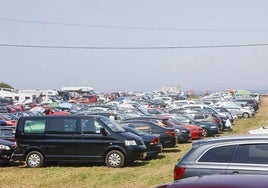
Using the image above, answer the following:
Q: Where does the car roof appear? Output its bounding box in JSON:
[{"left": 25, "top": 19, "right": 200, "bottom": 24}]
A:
[
  {"left": 18, "top": 114, "right": 108, "bottom": 120},
  {"left": 192, "top": 134, "right": 268, "bottom": 147}
]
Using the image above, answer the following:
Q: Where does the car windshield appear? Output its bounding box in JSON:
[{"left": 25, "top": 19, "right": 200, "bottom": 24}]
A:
[{"left": 100, "top": 117, "right": 125, "bottom": 133}]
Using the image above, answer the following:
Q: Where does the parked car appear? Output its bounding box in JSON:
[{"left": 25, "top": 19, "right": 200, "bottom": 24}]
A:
[
  {"left": 13, "top": 115, "right": 147, "bottom": 168},
  {"left": 0, "top": 139, "right": 15, "bottom": 165},
  {"left": 44, "top": 108, "right": 71, "bottom": 115},
  {"left": 0, "top": 126, "right": 15, "bottom": 141},
  {"left": 178, "top": 107, "right": 225, "bottom": 131},
  {"left": 122, "top": 116, "right": 191, "bottom": 143},
  {"left": 170, "top": 114, "right": 219, "bottom": 137},
  {"left": 121, "top": 126, "right": 163, "bottom": 159},
  {"left": 0, "top": 120, "right": 7, "bottom": 126},
  {"left": 248, "top": 126, "right": 268, "bottom": 135},
  {"left": 214, "top": 106, "right": 235, "bottom": 123},
  {"left": 156, "top": 174, "right": 268, "bottom": 188},
  {"left": 174, "top": 135, "right": 268, "bottom": 180},
  {"left": 233, "top": 98, "right": 259, "bottom": 111},
  {"left": 215, "top": 102, "right": 254, "bottom": 118},
  {"left": 170, "top": 118, "right": 203, "bottom": 140},
  {"left": 157, "top": 115, "right": 203, "bottom": 140},
  {"left": 0, "top": 113, "right": 17, "bottom": 126},
  {"left": 119, "top": 120, "right": 178, "bottom": 148}
]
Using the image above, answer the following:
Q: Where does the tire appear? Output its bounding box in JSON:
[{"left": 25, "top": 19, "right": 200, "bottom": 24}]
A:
[
  {"left": 178, "top": 135, "right": 186, "bottom": 143},
  {"left": 105, "top": 150, "right": 125, "bottom": 168},
  {"left": 202, "top": 128, "right": 209, "bottom": 137},
  {"left": 242, "top": 112, "right": 250, "bottom": 118},
  {"left": 26, "top": 151, "right": 44, "bottom": 168}
]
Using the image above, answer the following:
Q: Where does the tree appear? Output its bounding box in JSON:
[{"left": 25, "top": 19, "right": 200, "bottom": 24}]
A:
[{"left": 0, "top": 82, "right": 14, "bottom": 89}]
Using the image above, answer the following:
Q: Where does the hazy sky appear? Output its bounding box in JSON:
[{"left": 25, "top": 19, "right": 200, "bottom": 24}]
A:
[{"left": 0, "top": 1, "right": 268, "bottom": 93}]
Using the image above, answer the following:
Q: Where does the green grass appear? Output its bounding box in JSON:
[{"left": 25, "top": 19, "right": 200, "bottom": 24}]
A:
[{"left": 1, "top": 96, "right": 268, "bottom": 188}]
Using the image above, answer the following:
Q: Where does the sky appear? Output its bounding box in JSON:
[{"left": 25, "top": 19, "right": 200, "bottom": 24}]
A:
[{"left": 0, "top": 0, "right": 268, "bottom": 93}]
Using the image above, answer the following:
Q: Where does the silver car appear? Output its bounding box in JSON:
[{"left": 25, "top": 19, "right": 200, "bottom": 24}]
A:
[
  {"left": 215, "top": 102, "right": 254, "bottom": 118},
  {"left": 174, "top": 135, "right": 268, "bottom": 180}
]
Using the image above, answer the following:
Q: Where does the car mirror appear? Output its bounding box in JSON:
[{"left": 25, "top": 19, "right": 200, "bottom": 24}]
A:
[{"left": 100, "top": 127, "right": 108, "bottom": 136}]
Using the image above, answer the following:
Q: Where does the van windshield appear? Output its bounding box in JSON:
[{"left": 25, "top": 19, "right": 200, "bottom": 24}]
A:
[{"left": 100, "top": 117, "right": 125, "bottom": 133}]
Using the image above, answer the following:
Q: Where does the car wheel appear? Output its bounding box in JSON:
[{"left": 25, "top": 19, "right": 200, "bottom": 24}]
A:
[
  {"left": 202, "top": 128, "right": 209, "bottom": 137},
  {"left": 178, "top": 135, "right": 186, "bottom": 143},
  {"left": 242, "top": 112, "right": 250, "bottom": 118},
  {"left": 105, "top": 150, "right": 125, "bottom": 168},
  {"left": 26, "top": 151, "right": 44, "bottom": 168}
]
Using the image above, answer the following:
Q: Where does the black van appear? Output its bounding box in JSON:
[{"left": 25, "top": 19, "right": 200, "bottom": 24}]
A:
[{"left": 13, "top": 115, "right": 147, "bottom": 168}]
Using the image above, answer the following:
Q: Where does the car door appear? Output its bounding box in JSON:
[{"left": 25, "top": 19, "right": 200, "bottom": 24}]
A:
[
  {"left": 44, "top": 117, "right": 80, "bottom": 160},
  {"left": 226, "top": 143, "right": 268, "bottom": 175},
  {"left": 75, "top": 117, "right": 114, "bottom": 161}
]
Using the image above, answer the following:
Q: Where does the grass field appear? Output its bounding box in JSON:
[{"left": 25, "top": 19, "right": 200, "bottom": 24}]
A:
[{"left": 1, "top": 96, "right": 268, "bottom": 188}]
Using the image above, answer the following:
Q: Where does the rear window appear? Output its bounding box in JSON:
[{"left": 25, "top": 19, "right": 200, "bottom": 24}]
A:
[
  {"left": 234, "top": 144, "right": 268, "bottom": 164},
  {"left": 198, "top": 145, "right": 234, "bottom": 163}
]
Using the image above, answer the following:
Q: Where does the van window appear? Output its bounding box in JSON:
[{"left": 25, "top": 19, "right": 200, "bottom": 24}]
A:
[
  {"left": 100, "top": 117, "right": 125, "bottom": 132},
  {"left": 81, "top": 118, "right": 101, "bottom": 134},
  {"left": 24, "top": 120, "right": 45, "bottom": 134},
  {"left": 46, "top": 118, "right": 78, "bottom": 134}
]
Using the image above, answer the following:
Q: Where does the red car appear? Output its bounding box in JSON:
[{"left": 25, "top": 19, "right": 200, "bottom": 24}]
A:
[
  {"left": 156, "top": 174, "right": 268, "bottom": 188},
  {"left": 44, "top": 108, "right": 71, "bottom": 115},
  {"left": 157, "top": 115, "right": 203, "bottom": 140},
  {"left": 178, "top": 123, "right": 203, "bottom": 140},
  {"left": 0, "top": 114, "right": 17, "bottom": 126}
]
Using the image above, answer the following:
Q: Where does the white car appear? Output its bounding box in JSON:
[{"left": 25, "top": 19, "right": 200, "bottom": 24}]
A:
[
  {"left": 215, "top": 102, "right": 254, "bottom": 118},
  {"left": 249, "top": 127, "right": 268, "bottom": 135}
]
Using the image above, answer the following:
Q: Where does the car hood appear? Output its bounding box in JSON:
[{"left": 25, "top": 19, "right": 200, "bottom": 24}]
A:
[
  {"left": 117, "top": 131, "right": 143, "bottom": 142},
  {"left": 0, "top": 139, "right": 14, "bottom": 147}
]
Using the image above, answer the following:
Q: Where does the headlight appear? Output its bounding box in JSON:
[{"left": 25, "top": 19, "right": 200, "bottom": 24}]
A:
[
  {"left": 0, "top": 145, "right": 11, "bottom": 150},
  {"left": 210, "top": 126, "right": 217, "bottom": 129},
  {"left": 125, "top": 140, "right": 137, "bottom": 146},
  {"left": 175, "top": 129, "right": 180, "bottom": 133}
]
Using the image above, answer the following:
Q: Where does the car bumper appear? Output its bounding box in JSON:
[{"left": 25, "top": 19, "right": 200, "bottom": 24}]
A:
[
  {"left": 126, "top": 145, "right": 147, "bottom": 162},
  {"left": 146, "top": 144, "right": 163, "bottom": 158},
  {"left": 191, "top": 132, "right": 203, "bottom": 139},
  {"left": 0, "top": 150, "right": 13, "bottom": 164}
]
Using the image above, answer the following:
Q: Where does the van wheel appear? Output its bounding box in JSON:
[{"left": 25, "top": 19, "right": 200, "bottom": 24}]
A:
[
  {"left": 26, "top": 151, "right": 44, "bottom": 168},
  {"left": 105, "top": 150, "right": 125, "bottom": 168}
]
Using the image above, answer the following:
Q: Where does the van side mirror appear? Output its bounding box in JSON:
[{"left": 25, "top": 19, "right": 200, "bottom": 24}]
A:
[{"left": 100, "top": 127, "right": 108, "bottom": 136}]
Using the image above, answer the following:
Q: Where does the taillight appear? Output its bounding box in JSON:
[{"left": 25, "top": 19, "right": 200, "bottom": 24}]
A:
[
  {"left": 165, "top": 130, "right": 175, "bottom": 137},
  {"left": 174, "top": 166, "right": 185, "bottom": 180},
  {"left": 214, "top": 117, "right": 221, "bottom": 124},
  {"left": 149, "top": 137, "right": 159, "bottom": 145}
]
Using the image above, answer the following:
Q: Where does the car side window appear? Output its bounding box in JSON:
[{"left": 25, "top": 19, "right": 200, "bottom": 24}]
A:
[
  {"left": 81, "top": 118, "right": 104, "bottom": 134},
  {"left": 24, "top": 120, "right": 45, "bottom": 134},
  {"left": 234, "top": 144, "right": 268, "bottom": 164},
  {"left": 198, "top": 145, "right": 234, "bottom": 163},
  {"left": 128, "top": 123, "right": 152, "bottom": 132},
  {"left": 46, "top": 118, "right": 78, "bottom": 134}
]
